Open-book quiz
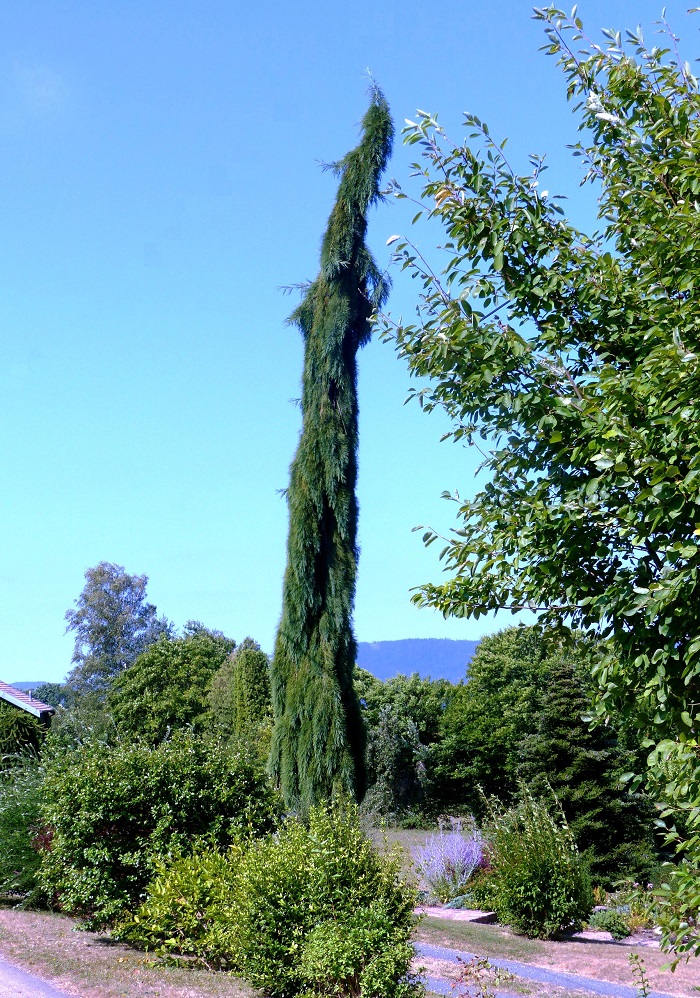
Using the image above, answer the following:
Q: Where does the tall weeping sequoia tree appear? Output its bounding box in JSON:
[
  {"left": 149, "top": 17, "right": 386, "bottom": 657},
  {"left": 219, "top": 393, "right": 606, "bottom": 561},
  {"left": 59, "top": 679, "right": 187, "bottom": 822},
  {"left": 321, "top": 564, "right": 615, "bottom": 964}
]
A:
[{"left": 270, "top": 86, "right": 393, "bottom": 807}]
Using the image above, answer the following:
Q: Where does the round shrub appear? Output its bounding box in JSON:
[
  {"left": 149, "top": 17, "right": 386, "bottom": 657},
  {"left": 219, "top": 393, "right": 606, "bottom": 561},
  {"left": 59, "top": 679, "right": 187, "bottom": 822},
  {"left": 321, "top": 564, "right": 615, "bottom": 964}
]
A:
[
  {"left": 37, "top": 731, "right": 278, "bottom": 926},
  {"left": 229, "top": 802, "right": 421, "bottom": 997},
  {"left": 589, "top": 908, "right": 632, "bottom": 940},
  {"left": 299, "top": 898, "right": 420, "bottom": 998},
  {"left": 116, "top": 845, "right": 244, "bottom": 965}
]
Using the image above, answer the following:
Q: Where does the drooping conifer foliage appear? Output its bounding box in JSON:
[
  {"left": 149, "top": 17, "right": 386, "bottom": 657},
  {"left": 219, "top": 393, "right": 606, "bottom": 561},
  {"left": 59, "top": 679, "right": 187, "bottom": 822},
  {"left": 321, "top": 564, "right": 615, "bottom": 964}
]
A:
[{"left": 270, "top": 86, "right": 393, "bottom": 807}]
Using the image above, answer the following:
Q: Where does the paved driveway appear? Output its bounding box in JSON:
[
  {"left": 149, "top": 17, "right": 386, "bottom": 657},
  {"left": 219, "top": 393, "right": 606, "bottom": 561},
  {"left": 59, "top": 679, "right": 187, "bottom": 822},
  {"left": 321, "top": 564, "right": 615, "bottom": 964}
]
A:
[{"left": 0, "top": 955, "right": 75, "bottom": 997}]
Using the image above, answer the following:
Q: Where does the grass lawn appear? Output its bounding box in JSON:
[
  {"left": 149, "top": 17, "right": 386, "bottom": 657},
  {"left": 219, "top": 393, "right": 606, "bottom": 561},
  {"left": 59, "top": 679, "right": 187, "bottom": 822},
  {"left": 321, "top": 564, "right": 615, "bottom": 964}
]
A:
[
  {"left": 366, "top": 825, "right": 434, "bottom": 884},
  {"left": 0, "top": 906, "right": 255, "bottom": 998},
  {"left": 416, "top": 916, "right": 700, "bottom": 998}
]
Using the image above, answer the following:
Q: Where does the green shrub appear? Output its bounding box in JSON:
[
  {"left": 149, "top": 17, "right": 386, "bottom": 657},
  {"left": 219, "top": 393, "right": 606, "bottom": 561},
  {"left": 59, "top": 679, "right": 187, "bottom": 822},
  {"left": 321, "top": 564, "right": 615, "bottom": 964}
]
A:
[
  {"left": 116, "top": 845, "right": 244, "bottom": 965},
  {"left": 608, "top": 880, "right": 657, "bottom": 933},
  {"left": 589, "top": 908, "right": 632, "bottom": 940},
  {"left": 0, "top": 702, "right": 45, "bottom": 762},
  {"left": 298, "top": 899, "right": 420, "bottom": 998},
  {"left": 117, "top": 802, "right": 421, "bottom": 996},
  {"left": 37, "top": 731, "right": 277, "bottom": 926},
  {"left": 230, "top": 802, "right": 421, "bottom": 997},
  {"left": 0, "top": 756, "right": 45, "bottom": 897},
  {"left": 485, "top": 788, "right": 593, "bottom": 938},
  {"left": 462, "top": 868, "right": 500, "bottom": 911}
]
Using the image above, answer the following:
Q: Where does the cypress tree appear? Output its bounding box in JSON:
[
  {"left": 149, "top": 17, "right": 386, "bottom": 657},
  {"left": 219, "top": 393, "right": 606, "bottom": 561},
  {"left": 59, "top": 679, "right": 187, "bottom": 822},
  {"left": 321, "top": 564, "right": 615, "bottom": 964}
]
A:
[
  {"left": 233, "top": 644, "right": 272, "bottom": 738},
  {"left": 270, "top": 86, "right": 393, "bottom": 807}
]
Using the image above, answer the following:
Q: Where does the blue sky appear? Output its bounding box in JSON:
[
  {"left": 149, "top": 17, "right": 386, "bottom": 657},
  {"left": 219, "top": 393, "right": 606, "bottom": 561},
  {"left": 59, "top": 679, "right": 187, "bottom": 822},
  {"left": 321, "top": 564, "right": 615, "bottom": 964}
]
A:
[{"left": 1, "top": 1, "right": 694, "bottom": 682}]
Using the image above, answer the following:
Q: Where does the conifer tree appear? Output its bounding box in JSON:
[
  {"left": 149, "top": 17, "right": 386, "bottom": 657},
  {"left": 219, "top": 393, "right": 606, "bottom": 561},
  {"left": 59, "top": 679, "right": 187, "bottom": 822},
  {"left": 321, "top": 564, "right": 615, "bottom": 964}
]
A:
[
  {"left": 517, "top": 661, "right": 653, "bottom": 884},
  {"left": 270, "top": 86, "right": 393, "bottom": 807},
  {"left": 233, "top": 643, "right": 271, "bottom": 738}
]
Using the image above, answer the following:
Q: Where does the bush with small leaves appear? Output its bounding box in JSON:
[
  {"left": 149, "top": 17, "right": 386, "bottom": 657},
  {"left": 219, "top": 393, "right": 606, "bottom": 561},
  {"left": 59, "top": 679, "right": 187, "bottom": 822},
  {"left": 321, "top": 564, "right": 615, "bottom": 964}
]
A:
[
  {"left": 37, "top": 731, "right": 277, "bottom": 926},
  {"left": 460, "top": 868, "right": 500, "bottom": 912},
  {"left": 589, "top": 908, "right": 632, "bottom": 940},
  {"left": 299, "top": 899, "right": 421, "bottom": 998},
  {"left": 229, "top": 801, "right": 421, "bottom": 997},
  {"left": 116, "top": 845, "right": 244, "bottom": 966}
]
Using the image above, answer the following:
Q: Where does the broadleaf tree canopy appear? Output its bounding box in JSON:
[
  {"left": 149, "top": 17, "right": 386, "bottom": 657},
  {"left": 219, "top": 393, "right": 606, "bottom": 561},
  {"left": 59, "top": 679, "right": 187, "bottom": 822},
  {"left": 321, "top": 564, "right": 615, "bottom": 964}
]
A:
[
  {"left": 376, "top": 7, "right": 700, "bottom": 956},
  {"left": 65, "top": 562, "right": 172, "bottom": 695}
]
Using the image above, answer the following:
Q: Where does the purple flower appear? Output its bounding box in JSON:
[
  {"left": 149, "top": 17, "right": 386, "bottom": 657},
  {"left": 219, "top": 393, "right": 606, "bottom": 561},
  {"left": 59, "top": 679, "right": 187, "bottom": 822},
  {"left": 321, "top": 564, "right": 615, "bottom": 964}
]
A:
[{"left": 414, "top": 821, "right": 484, "bottom": 903}]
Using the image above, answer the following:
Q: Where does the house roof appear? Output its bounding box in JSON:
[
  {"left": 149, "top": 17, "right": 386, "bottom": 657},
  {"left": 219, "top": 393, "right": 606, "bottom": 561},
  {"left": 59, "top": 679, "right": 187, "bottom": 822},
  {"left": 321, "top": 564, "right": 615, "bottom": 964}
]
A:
[{"left": 0, "top": 681, "right": 56, "bottom": 720}]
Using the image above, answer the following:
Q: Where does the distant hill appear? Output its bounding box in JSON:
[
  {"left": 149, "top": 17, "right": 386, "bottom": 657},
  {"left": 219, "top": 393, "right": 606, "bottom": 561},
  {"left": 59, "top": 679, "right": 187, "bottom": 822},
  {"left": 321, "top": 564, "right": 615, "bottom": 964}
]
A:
[
  {"left": 8, "top": 681, "right": 49, "bottom": 692},
  {"left": 356, "top": 639, "right": 478, "bottom": 683}
]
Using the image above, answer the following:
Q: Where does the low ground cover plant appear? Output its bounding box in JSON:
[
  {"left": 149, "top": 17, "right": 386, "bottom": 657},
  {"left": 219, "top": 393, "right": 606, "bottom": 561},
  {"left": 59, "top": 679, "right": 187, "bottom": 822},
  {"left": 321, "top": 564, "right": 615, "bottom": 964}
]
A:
[
  {"left": 484, "top": 787, "right": 593, "bottom": 938},
  {"left": 413, "top": 818, "right": 484, "bottom": 902},
  {"left": 37, "top": 731, "right": 277, "bottom": 926}
]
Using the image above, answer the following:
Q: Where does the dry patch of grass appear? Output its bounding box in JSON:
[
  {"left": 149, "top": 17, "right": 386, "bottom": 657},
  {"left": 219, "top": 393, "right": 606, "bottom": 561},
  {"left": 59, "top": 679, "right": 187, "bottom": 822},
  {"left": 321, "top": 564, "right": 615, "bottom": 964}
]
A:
[
  {"left": 420, "top": 952, "right": 626, "bottom": 998},
  {"left": 0, "top": 906, "right": 256, "bottom": 998},
  {"left": 366, "top": 825, "right": 434, "bottom": 886},
  {"left": 417, "top": 916, "right": 700, "bottom": 998},
  {"left": 3, "top": 899, "right": 697, "bottom": 998}
]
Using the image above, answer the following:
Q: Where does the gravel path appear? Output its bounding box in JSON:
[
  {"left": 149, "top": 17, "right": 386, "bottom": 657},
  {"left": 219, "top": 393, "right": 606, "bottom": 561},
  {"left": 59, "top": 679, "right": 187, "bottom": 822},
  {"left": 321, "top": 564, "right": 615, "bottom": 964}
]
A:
[
  {"left": 0, "top": 954, "right": 75, "bottom": 998},
  {"left": 416, "top": 941, "right": 679, "bottom": 998}
]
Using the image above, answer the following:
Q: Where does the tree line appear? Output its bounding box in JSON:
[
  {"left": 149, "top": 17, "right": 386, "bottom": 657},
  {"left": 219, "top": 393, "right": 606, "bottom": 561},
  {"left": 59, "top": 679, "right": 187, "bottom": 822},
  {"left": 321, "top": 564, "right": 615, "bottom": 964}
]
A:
[{"left": 3, "top": 561, "right": 652, "bottom": 891}]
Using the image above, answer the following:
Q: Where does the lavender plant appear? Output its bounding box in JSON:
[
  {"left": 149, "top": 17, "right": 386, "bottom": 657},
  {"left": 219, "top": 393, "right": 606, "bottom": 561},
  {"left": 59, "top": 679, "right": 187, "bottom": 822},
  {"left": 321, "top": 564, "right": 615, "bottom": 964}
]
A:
[{"left": 413, "top": 819, "right": 484, "bottom": 903}]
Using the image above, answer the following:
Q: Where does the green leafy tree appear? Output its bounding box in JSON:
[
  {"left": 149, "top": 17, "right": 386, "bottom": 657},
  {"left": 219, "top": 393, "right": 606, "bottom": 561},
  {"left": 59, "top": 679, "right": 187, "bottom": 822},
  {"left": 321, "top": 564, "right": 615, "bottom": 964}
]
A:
[
  {"left": 378, "top": 9, "right": 700, "bottom": 952},
  {"left": 436, "top": 630, "right": 652, "bottom": 880},
  {"left": 435, "top": 628, "right": 552, "bottom": 813},
  {"left": 270, "top": 86, "right": 393, "bottom": 807},
  {"left": 356, "top": 669, "right": 453, "bottom": 817},
  {"left": 65, "top": 562, "right": 172, "bottom": 695},
  {"left": 31, "top": 683, "right": 77, "bottom": 710},
  {"left": 107, "top": 624, "right": 235, "bottom": 743}
]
